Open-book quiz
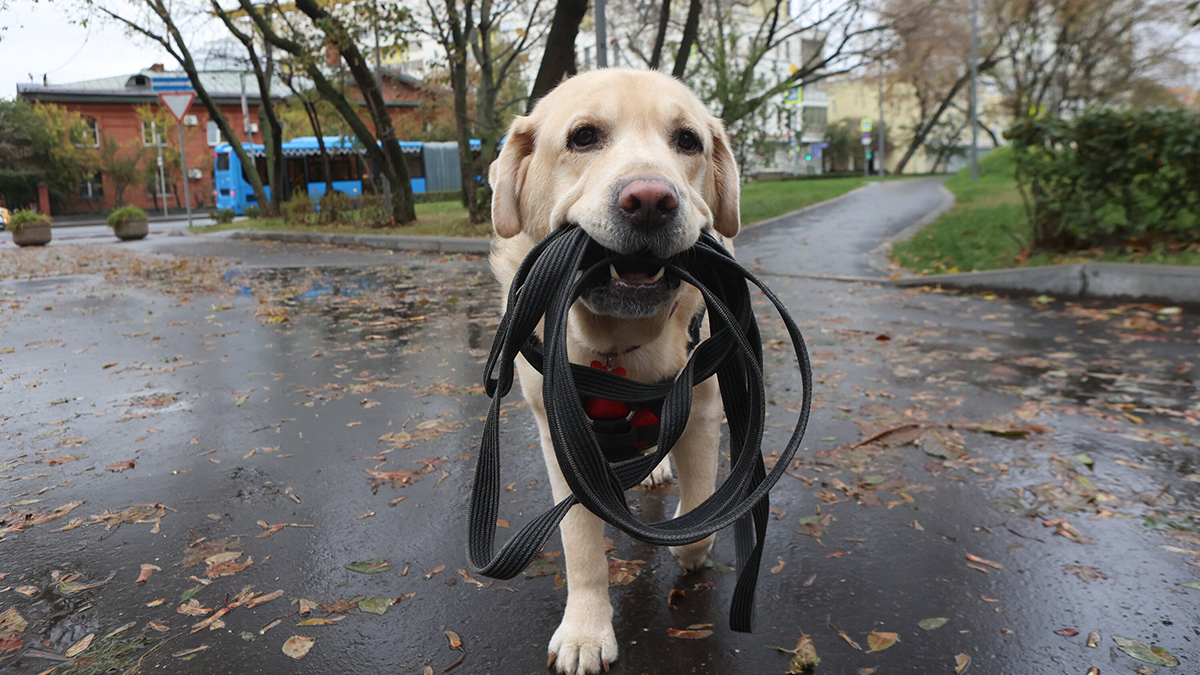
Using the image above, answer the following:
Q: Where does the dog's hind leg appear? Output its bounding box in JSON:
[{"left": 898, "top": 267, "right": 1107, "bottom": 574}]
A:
[
  {"left": 668, "top": 375, "right": 722, "bottom": 571},
  {"left": 639, "top": 454, "right": 674, "bottom": 488}
]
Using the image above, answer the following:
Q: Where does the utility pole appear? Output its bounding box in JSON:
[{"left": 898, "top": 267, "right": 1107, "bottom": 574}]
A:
[
  {"left": 595, "top": 0, "right": 608, "bottom": 68},
  {"left": 969, "top": 0, "right": 980, "bottom": 182},
  {"left": 153, "top": 123, "right": 168, "bottom": 218},
  {"left": 878, "top": 59, "right": 886, "bottom": 176},
  {"left": 177, "top": 122, "right": 192, "bottom": 227}
]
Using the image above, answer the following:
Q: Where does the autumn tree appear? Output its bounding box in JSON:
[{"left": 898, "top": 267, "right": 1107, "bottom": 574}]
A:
[
  {"left": 989, "top": 0, "right": 1195, "bottom": 120},
  {"left": 692, "top": 0, "right": 888, "bottom": 134},
  {"left": 239, "top": 0, "right": 417, "bottom": 223},
  {"left": 95, "top": 136, "right": 141, "bottom": 207},
  {"left": 94, "top": 0, "right": 272, "bottom": 210},
  {"left": 210, "top": 2, "right": 286, "bottom": 215},
  {"left": 0, "top": 99, "right": 89, "bottom": 209},
  {"left": 883, "top": 0, "right": 1004, "bottom": 174},
  {"left": 417, "top": 0, "right": 544, "bottom": 221}
]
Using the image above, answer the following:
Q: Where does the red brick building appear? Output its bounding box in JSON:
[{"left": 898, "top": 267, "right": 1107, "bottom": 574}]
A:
[{"left": 16, "top": 65, "right": 429, "bottom": 214}]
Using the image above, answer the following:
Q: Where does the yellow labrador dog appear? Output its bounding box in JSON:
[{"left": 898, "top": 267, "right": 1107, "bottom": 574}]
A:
[{"left": 489, "top": 68, "right": 740, "bottom": 675}]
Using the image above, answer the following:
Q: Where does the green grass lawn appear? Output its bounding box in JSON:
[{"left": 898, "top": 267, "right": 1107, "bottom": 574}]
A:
[
  {"left": 739, "top": 176, "right": 872, "bottom": 226},
  {"left": 891, "top": 148, "right": 1200, "bottom": 274},
  {"left": 190, "top": 177, "right": 881, "bottom": 239}
]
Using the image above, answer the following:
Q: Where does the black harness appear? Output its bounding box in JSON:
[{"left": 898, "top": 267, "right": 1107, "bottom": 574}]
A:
[
  {"left": 468, "top": 226, "right": 813, "bottom": 632},
  {"left": 527, "top": 311, "right": 704, "bottom": 464}
]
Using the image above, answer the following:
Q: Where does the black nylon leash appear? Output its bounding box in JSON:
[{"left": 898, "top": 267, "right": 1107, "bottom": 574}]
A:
[{"left": 467, "top": 225, "right": 813, "bottom": 632}]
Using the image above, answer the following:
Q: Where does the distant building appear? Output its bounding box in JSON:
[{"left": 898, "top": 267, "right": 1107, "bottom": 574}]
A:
[
  {"left": 16, "top": 64, "right": 429, "bottom": 214},
  {"left": 826, "top": 78, "right": 1006, "bottom": 175}
]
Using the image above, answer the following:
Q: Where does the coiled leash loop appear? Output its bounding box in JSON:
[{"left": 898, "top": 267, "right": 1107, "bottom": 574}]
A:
[{"left": 468, "top": 225, "right": 813, "bottom": 632}]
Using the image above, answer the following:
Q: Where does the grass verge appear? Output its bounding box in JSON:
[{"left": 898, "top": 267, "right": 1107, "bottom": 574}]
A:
[
  {"left": 190, "top": 177, "right": 886, "bottom": 239},
  {"left": 189, "top": 201, "right": 492, "bottom": 238},
  {"left": 891, "top": 148, "right": 1200, "bottom": 274},
  {"left": 740, "top": 176, "right": 871, "bottom": 225}
]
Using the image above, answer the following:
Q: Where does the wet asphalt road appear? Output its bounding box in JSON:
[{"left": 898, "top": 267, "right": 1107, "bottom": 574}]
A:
[
  {"left": 2, "top": 179, "right": 1198, "bottom": 675},
  {"left": 738, "top": 178, "right": 950, "bottom": 278}
]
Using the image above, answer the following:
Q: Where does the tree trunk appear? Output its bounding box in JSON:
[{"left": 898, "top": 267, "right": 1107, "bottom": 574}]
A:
[
  {"left": 894, "top": 50, "right": 998, "bottom": 175},
  {"left": 474, "top": 0, "right": 501, "bottom": 210},
  {"left": 649, "top": 0, "right": 671, "bottom": 70},
  {"left": 672, "top": 0, "right": 702, "bottom": 78},
  {"left": 444, "top": 0, "right": 480, "bottom": 223},
  {"left": 132, "top": 0, "right": 269, "bottom": 209},
  {"left": 242, "top": 0, "right": 413, "bottom": 223},
  {"left": 528, "top": 0, "right": 588, "bottom": 110}
]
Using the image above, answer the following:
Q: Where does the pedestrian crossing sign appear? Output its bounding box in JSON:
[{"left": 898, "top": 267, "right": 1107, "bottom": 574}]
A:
[{"left": 784, "top": 86, "right": 802, "bottom": 106}]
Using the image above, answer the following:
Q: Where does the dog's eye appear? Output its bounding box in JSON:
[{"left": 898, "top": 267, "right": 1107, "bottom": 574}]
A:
[
  {"left": 569, "top": 126, "right": 599, "bottom": 150},
  {"left": 676, "top": 129, "right": 702, "bottom": 153}
]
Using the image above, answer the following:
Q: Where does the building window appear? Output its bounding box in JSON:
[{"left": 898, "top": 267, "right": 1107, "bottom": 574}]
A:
[
  {"left": 207, "top": 120, "right": 220, "bottom": 146},
  {"left": 78, "top": 172, "right": 104, "bottom": 199},
  {"left": 77, "top": 117, "right": 100, "bottom": 148},
  {"left": 141, "top": 121, "right": 164, "bottom": 147}
]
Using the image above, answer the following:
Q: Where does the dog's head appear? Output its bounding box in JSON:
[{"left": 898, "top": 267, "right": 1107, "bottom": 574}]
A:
[{"left": 490, "top": 69, "right": 739, "bottom": 319}]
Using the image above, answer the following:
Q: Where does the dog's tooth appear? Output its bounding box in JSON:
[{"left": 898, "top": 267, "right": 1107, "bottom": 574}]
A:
[
  {"left": 609, "top": 263, "right": 620, "bottom": 280},
  {"left": 650, "top": 267, "right": 665, "bottom": 282}
]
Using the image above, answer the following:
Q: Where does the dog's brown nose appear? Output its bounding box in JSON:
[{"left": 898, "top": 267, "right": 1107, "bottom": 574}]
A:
[{"left": 617, "top": 179, "right": 679, "bottom": 231}]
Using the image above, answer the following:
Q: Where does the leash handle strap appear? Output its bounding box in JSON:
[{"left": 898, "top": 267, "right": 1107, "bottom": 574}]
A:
[{"left": 468, "top": 226, "right": 813, "bottom": 633}]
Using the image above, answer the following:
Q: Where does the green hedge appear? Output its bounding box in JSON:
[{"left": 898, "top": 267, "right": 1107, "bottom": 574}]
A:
[
  {"left": 0, "top": 170, "right": 40, "bottom": 211},
  {"left": 1007, "top": 109, "right": 1200, "bottom": 251},
  {"left": 413, "top": 190, "right": 462, "bottom": 204},
  {"left": 281, "top": 193, "right": 393, "bottom": 228}
]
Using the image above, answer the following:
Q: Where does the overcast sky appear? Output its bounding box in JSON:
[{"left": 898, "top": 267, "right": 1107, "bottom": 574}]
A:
[{"left": 0, "top": 2, "right": 172, "bottom": 99}]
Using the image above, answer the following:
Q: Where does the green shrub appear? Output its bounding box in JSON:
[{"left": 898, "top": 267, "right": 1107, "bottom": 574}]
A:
[
  {"left": 341, "top": 194, "right": 392, "bottom": 228},
  {"left": 413, "top": 190, "right": 463, "bottom": 205},
  {"left": 243, "top": 205, "right": 260, "bottom": 219},
  {"left": 1007, "top": 108, "right": 1200, "bottom": 251},
  {"left": 281, "top": 195, "right": 317, "bottom": 225},
  {"left": 106, "top": 205, "right": 146, "bottom": 228},
  {"left": 0, "top": 170, "right": 40, "bottom": 211},
  {"left": 318, "top": 191, "right": 355, "bottom": 225},
  {"left": 213, "top": 209, "right": 236, "bottom": 224},
  {"left": 9, "top": 209, "right": 50, "bottom": 231}
]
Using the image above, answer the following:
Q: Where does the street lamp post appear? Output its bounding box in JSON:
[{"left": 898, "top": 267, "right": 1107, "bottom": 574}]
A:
[
  {"left": 878, "top": 59, "right": 886, "bottom": 176},
  {"left": 969, "top": 0, "right": 980, "bottom": 182}
]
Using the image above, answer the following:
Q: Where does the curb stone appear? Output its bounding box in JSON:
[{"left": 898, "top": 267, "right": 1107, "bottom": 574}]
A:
[
  {"left": 226, "top": 230, "right": 492, "bottom": 254},
  {"left": 885, "top": 262, "right": 1200, "bottom": 305}
]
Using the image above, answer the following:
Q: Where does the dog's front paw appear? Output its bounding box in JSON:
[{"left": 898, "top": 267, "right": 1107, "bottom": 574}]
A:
[
  {"left": 670, "top": 534, "right": 714, "bottom": 572},
  {"left": 639, "top": 456, "right": 673, "bottom": 489},
  {"left": 547, "top": 610, "right": 618, "bottom": 674}
]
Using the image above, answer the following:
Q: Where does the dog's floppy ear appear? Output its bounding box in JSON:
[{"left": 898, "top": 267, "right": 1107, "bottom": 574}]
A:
[
  {"left": 706, "top": 118, "right": 741, "bottom": 238},
  {"left": 490, "top": 115, "right": 536, "bottom": 238}
]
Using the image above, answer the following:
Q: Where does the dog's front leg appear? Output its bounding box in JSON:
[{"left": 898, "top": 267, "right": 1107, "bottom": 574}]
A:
[
  {"left": 518, "top": 360, "right": 618, "bottom": 674},
  {"left": 545, "top": 471, "right": 618, "bottom": 673}
]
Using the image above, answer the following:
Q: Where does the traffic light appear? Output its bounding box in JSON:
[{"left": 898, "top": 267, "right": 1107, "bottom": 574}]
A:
[
  {"left": 866, "top": 150, "right": 873, "bottom": 160},
  {"left": 805, "top": 153, "right": 813, "bottom": 162}
]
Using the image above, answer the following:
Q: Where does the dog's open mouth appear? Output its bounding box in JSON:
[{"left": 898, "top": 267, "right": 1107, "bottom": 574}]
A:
[{"left": 580, "top": 256, "right": 682, "bottom": 319}]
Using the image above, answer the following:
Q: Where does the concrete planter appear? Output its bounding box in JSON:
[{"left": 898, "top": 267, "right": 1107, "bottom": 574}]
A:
[
  {"left": 112, "top": 217, "right": 149, "bottom": 241},
  {"left": 11, "top": 221, "right": 52, "bottom": 247}
]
